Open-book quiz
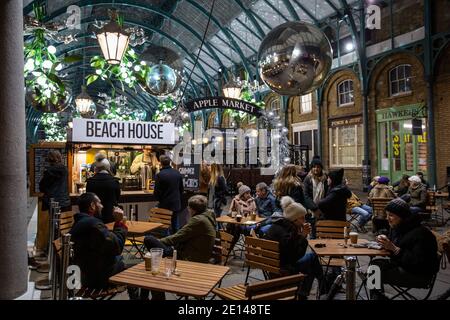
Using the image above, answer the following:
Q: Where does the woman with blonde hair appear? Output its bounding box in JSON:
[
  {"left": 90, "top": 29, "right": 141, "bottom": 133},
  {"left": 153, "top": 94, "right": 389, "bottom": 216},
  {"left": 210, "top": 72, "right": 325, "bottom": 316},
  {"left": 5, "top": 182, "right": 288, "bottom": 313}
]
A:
[
  {"left": 273, "top": 165, "right": 317, "bottom": 214},
  {"left": 208, "top": 163, "right": 228, "bottom": 217}
]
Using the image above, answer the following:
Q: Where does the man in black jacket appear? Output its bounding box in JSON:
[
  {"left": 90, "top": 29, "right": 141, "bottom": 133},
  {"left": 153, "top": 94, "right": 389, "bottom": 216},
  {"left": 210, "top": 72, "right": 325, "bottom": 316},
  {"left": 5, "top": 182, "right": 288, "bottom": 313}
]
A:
[
  {"left": 70, "top": 192, "right": 128, "bottom": 289},
  {"left": 154, "top": 155, "right": 184, "bottom": 232},
  {"left": 265, "top": 196, "right": 322, "bottom": 299},
  {"left": 318, "top": 168, "right": 351, "bottom": 221},
  {"left": 370, "top": 198, "right": 440, "bottom": 299},
  {"left": 86, "top": 159, "right": 121, "bottom": 224}
]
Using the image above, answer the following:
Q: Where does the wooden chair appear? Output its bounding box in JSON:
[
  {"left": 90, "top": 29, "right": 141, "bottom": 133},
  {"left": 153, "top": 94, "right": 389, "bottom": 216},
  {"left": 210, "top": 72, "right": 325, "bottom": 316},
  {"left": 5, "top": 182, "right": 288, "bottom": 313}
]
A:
[
  {"left": 316, "top": 220, "right": 350, "bottom": 239},
  {"left": 53, "top": 238, "right": 125, "bottom": 300},
  {"left": 424, "top": 191, "right": 437, "bottom": 220},
  {"left": 132, "top": 207, "right": 174, "bottom": 249},
  {"left": 212, "top": 274, "right": 304, "bottom": 300},
  {"left": 244, "top": 237, "right": 281, "bottom": 284},
  {"left": 370, "top": 197, "right": 394, "bottom": 233},
  {"left": 59, "top": 211, "right": 74, "bottom": 236},
  {"left": 212, "top": 231, "right": 234, "bottom": 266}
]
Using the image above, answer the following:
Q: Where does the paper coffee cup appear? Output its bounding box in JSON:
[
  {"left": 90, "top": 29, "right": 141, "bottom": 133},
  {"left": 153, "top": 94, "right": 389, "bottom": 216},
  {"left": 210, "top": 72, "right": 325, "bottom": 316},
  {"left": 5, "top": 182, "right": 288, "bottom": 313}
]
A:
[
  {"left": 349, "top": 232, "right": 358, "bottom": 244},
  {"left": 236, "top": 215, "right": 242, "bottom": 222}
]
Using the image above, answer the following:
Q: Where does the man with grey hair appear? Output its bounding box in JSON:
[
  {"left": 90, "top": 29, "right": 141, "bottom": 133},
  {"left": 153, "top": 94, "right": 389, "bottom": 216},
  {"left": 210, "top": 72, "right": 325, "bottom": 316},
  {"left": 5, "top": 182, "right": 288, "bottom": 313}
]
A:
[
  {"left": 255, "top": 182, "right": 276, "bottom": 218},
  {"left": 89, "top": 150, "right": 117, "bottom": 176},
  {"left": 86, "top": 158, "right": 121, "bottom": 223}
]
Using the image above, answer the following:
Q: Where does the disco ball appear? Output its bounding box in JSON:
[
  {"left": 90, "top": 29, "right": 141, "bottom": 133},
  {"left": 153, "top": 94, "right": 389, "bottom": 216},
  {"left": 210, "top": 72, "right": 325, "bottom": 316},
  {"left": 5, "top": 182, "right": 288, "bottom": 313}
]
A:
[
  {"left": 141, "top": 45, "right": 183, "bottom": 97},
  {"left": 257, "top": 21, "right": 333, "bottom": 96}
]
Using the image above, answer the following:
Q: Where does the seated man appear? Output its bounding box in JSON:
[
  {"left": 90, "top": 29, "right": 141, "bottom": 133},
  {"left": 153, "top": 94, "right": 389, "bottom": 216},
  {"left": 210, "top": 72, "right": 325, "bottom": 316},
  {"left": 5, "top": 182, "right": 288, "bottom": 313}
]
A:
[
  {"left": 141, "top": 195, "right": 216, "bottom": 300},
  {"left": 70, "top": 192, "right": 128, "bottom": 289},
  {"left": 370, "top": 198, "right": 440, "bottom": 299},
  {"left": 264, "top": 196, "right": 323, "bottom": 300},
  {"left": 254, "top": 182, "right": 276, "bottom": 236}
]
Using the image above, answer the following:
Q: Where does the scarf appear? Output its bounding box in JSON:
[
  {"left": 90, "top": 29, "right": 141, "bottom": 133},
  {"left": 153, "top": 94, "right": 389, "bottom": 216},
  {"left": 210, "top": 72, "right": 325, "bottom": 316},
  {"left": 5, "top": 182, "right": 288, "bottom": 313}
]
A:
[{"left": 312, "top": 178, "right": 325, "bottom": 204}]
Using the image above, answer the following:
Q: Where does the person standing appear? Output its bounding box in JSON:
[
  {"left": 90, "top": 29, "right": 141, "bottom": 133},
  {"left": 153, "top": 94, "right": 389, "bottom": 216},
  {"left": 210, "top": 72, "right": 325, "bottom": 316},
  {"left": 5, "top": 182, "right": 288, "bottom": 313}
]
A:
[
  {"left": 153, "top": 155, "right": 184, "bottom": 232},
  {"left": 89, "top": 150, "right": 117, "bottom": 176},
  {"left": 39, "top": 150, "right": 71, "bottom": 212},
  {"left": 37, "top": 150, "right": 71, "bottom": 256},
  {"left": 303, "top": 156, "right": 328, "bottom": 238},
  {"left": 208, "top": 163, "right": 228, "bottom": 217},
  {"left": 86, "top": 158, "right": 121, "bottom": 224},
  {"left": 318, "top": 168, "right": 352, "bottom": 221}
]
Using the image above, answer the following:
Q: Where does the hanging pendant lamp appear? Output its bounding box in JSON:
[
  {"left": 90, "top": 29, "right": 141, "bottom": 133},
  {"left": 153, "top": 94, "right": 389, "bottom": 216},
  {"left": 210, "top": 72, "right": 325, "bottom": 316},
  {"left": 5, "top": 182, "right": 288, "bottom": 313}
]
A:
[
  {"left": 96, "top": 10, "right": 130, "bottom": 65},
  {"left": 75, "top": 86, "right": 96, "bottom": 118}
]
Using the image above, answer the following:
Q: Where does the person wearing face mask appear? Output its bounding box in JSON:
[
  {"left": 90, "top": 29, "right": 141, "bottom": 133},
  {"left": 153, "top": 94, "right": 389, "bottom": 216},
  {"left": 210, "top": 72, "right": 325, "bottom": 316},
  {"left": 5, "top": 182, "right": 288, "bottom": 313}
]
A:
[
  {"left": 369, "top": 198, "right": 439, "bottom": 300},
  {"left": 70, "top": 193, "right": 128, "bottom": 290},
  {"left": 264, "top": 196, "right": 323, "bottom": 300}
]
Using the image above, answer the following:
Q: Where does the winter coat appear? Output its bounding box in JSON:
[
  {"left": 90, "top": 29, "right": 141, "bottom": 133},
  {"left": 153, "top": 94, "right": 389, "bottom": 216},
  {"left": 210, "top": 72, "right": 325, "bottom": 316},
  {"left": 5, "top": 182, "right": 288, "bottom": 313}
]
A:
[
  {"left": 86, "top": 173, "right": 121, "bottom": 224},
  {"left": 318, "top": 184, "right": 352, "bottom": 221},
  {"left": 408, "top": 184, "right": 427, "bottom": 209},
  {"left": 154, "top": 166, "right": 184, "bottom": 212},
  {"left": 389, "top": 215, "right": 440, "bottom": 277},
  {"left": 230, "top": 195, "right": 257, "bottom": 216},
  {"left": 70, "top": 213, "right": 127, "bottom": 289},
  {"left": 369, "top": 184, "right": 396, "bottom": 200},
  {"left": 274, "top": 184, "right": 317, "bottom": 212},
  {"left": 160, "top": 210, "right": 216, "bottom": 263},
  {"left": 303, "top": 172, "right": 328, "bottom": 210},
  {"left": 213, "top": 176, "right": 228, "bottom": 203},
  {"left": 39, "top": 164, "right": 71, "bottom": 211},
  {"left": 265, "top": 217, "right": 308, "bottom": 274},
  {"left": 199, "top": 165, "right": 211, "bottom": 194},
  {"left": 255, "top": 192, "right": 277, "bottom": 217}
]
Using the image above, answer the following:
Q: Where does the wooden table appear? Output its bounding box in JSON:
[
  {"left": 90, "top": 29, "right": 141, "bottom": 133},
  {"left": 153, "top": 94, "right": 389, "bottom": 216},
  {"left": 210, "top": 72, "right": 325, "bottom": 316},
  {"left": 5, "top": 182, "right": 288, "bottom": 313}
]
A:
[
  {"left": 216, "top": 215, "right": 267, "bottom": 226},
  {"left": 109, "top": 260, "right": 229, "bottom": 299},
  {"left": 309, "top": 239, "right": 390, "bottom": 300},
  {"left": 107, "top": 221, "right": 164, "bottom": 258}
]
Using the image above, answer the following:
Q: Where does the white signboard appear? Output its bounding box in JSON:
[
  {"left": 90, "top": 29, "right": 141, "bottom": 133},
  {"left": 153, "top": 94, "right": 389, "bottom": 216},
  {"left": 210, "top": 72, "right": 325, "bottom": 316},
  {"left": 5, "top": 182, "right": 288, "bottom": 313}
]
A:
[{"left": 72, "top": 118, "right": 175, "bottom": 145}]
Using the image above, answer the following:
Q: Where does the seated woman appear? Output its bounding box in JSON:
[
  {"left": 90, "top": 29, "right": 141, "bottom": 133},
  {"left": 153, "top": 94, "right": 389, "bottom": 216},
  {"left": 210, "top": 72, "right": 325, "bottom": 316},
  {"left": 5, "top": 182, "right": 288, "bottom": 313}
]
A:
[
  {"left": 264, "top": 196, "right": 323, "bottom": 300},
  {"left": 370, "top": 198, "right": 440, "bottom": 299},
  {"left": 368, "top": 176, "right": 396, "bottom": 201},
  {"left": 406, "top": 175, "right": 427, "bottom": 214},
  {"left": 226, "top": 185, "right": 257, "bottom": 244}
]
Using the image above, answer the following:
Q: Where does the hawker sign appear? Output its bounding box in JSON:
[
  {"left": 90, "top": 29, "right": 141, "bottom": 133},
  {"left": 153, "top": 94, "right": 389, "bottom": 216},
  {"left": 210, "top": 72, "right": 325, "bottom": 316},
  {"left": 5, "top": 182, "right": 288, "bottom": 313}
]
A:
[
  {"left": 184, "top": 97, "right": 263, "bottom": 117},
  {"left": 72, "top": 118, "right": 175, "bottom": 145}
]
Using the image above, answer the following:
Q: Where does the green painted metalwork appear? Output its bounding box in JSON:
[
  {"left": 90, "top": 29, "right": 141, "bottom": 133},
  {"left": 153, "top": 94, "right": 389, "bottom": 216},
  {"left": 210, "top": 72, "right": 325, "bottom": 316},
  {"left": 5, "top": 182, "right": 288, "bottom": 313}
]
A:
[
  {"left": 262, "top": 0, "right": 289, "bottom": 22},
  {"left": 235, "top": 17, "right": 263, "bottom": 40},
  {"left": 292, "top": 0, "right": 319, "bottom": 24},
  {"left": 26, "top": 0, "right": 227, "bottom": 78},
  {"left": 227, "top": 28, "right": 258, "bottom": 54},
  {"left": 183, "top": 0, "right": 253, "bottom": 77},
  {"left": 232, "top": 0, "right": 266, "bottom": 38},
  {"left": 281, "top": 0, "right": 300, "bottom": 21}
]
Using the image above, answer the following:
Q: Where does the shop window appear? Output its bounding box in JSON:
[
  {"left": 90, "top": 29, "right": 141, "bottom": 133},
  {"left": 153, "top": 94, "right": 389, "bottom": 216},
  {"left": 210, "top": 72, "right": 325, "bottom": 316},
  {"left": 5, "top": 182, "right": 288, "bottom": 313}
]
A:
[
  {"left": 389, "top": 64, "right": 412, "bottom": 96},
  {"left": 329, "top": 123, "right": 364, "bottom": 167},
  {"left": 300, "top": 93, "right": 312, "bottom": 114},
  {"left": 337, "top": 80, "right": 354, "bottom": 106}
]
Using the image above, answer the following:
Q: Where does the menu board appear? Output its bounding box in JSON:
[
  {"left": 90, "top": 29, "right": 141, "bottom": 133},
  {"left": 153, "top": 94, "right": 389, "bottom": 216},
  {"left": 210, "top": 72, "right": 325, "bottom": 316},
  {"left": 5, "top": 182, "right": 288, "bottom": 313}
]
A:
[
  {"left": 29, "top": 143, "right": 70, "bottom": 196},
  {"left": 177, "top": 164, "right": 200, "bottom": 192}
]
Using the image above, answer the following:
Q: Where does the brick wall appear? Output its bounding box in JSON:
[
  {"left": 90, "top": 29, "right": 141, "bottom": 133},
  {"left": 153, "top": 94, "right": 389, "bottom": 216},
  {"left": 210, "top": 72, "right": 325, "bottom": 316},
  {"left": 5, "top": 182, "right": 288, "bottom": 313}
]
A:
[
  {"left": 321, "top": 69, "right": 364, "bottom": 190},
  {"left": 368, "top": 52, "right": 427, "bottom": 179},
  {"left": 433, "top": 0, "right": 450, "bottom": 34}
]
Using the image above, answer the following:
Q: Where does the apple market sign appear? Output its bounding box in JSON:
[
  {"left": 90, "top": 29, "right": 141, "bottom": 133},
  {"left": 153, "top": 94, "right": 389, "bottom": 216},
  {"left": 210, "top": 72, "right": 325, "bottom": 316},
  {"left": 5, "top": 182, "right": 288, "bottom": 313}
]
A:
[
  {"left": 184, "top": 97, "right": 263, "bottom": 117},
  {"left": 72, "top": 118, "right": 175, "bottom": 145}
]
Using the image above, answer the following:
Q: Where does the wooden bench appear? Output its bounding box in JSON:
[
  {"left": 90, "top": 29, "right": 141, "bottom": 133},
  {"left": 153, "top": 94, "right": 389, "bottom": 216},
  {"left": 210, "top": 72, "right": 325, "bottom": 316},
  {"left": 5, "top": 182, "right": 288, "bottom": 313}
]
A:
[{"left": 213, "top": 274, "right": 304, "bottom": 300}]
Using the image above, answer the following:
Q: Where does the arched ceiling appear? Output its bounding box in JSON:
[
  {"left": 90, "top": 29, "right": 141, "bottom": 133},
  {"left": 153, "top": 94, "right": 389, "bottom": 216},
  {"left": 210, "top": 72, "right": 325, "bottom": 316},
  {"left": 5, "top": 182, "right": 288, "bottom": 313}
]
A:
[{"left": 23, "top": 0, "right": 360, "bottom": 118}]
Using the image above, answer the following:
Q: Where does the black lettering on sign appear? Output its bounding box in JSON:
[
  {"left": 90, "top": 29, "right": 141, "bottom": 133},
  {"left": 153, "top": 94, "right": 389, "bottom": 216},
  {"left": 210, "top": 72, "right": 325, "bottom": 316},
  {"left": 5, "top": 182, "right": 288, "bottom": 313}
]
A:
[
  {"left": 150, "top": 124, "right": 158, "bottom": 139},
  {"left": 158, "top": 124, "right": 163, "bottom": 139},
  {"left": 95, "top": 121, "right": 102, "bottom": 137},
  {"left": 102, "top": 122, "right": 109, "bottom": 138},
  {"left": 86, "top": 121, "right": 94, "bottom": 137},
  {"left": 136, "top": 123, "right": 142, "bottom": 139},
  {"left": 110, "top": 122, "right": 117, "bottom": 138},
  {"left": 118, "top": 122, "right": 124, "bottom": 138},
  {"left": 128, "top": 123, "right": 135, "bottom": 138}
]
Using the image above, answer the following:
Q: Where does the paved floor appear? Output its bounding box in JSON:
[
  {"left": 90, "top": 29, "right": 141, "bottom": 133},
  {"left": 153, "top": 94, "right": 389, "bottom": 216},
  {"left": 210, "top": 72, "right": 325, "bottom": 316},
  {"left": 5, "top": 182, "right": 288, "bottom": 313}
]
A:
[{"left": 23, "top": 190, "right": 450, "bottom": 300}]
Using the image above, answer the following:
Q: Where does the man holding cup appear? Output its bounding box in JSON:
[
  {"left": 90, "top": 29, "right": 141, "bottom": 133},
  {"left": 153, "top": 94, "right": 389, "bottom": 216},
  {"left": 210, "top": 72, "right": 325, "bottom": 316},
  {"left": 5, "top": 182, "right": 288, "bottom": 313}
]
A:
[{"left": 369, "top": 198, "right": 440, "bottom": 299}]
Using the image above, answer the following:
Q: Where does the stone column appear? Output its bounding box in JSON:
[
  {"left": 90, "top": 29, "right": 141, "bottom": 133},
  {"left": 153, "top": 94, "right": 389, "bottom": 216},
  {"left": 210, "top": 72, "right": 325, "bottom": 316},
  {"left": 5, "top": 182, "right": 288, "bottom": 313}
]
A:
[{"left": 0, "top": 0, "right": 28, "bottom": 299}]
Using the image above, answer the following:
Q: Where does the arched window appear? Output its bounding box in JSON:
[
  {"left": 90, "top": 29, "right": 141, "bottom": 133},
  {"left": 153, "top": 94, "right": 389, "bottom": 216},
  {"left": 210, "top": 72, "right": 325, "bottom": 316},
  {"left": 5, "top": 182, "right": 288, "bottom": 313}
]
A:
[
  {"left": 300, "top": 93, "right": 312, "bottom": 114},
  {"left": 270, "top": 98, "right": 281, "bottom": 116},
  {"left": 337, "top": 79, "right": 354, "bottom": 106},
  {"left": 389, "top": 64, "right": 412, "bottom": 96}
]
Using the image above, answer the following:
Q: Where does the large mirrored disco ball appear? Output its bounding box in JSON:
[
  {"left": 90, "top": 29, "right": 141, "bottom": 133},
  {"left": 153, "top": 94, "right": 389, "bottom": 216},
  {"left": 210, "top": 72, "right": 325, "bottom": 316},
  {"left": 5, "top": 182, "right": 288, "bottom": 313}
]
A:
[
  {"left": 141, "top": 45, "right": 183, "bottom": 96},
  {"left": 257, "top": 21, "right": 333, "bottom": 96}
]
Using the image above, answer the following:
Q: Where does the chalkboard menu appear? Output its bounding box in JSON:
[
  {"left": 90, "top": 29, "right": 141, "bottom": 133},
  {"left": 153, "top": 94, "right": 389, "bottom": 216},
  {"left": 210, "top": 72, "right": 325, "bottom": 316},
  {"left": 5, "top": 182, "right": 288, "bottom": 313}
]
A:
[
  {"left": 178, "top": 164, "right": 200, "bottom": 192},
  {"left": 30, "top": 143, "right": 70, "bottom": 196}
]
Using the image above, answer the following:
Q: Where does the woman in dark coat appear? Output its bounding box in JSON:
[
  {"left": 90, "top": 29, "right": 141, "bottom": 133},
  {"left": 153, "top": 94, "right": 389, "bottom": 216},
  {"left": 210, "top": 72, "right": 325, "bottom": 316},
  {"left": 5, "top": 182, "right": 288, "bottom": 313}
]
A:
[
  {"left": 370, "top": 198, "right": 440, "bottom": 299},
  {"left": 86, "top": 159, "right": 121, "bottom": 224},
  {"left": 208, "top": 163, "right": 227, "bottom": 217},
  {"left": 39, "top": 150, "right": 71, "bottom": 212},
  {"left": 318, "top": 168, "right": 352, "bottom": 221}
]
